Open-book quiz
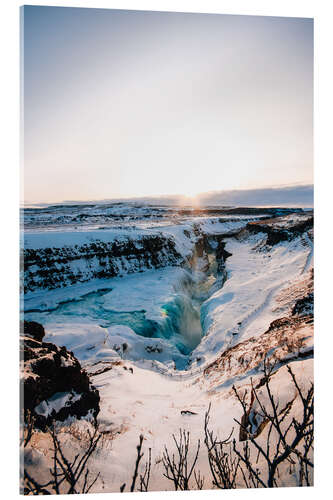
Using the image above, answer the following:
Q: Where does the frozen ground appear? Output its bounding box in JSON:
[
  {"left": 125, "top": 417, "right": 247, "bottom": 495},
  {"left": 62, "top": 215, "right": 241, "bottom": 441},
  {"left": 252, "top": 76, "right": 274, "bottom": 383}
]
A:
[{"left": 21, "top": 203, "right": 314, "bottom": 491}]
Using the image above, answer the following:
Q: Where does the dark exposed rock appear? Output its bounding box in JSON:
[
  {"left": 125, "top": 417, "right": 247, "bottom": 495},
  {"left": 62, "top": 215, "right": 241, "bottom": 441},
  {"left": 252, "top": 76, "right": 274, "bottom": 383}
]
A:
[
  {"left": 22, "top": 235, "right": 183, "bottom": 293},
  {"left": 21, "top": 333, "right": 100, "bottom": 430},
  {"left": 145, "top": 345, "right": 163, "bottom": 354},
  {"left": 189, "top": 233, "right": 231, "bottom": 278},
  {"left": 238, "top": 394, "right": 270, "bottom": 442},
  {"left": 177, "top": 207, "right": 303, "bottom": 217},
  {"left": 266, "top": 317, "right": 291, "bottom": 332},
  {"left": 246, "top": 215, "right": 313, "bottom": 246},
  {"left": 21, "top": 320, "right": 45, "bottom": 342},
  {"left": 215, "top": 240, "right": 232, "bottom": 263},
  {"left": 292, "top": 293, "right": 314, "bottom": 317},
  {"left": 204, "top": 312, "right": 313, "bottom": 380}
]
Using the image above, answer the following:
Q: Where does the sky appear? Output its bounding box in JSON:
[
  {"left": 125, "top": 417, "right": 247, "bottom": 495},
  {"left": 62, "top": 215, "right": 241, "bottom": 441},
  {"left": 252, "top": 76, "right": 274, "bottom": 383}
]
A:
[{"left": 22, "top": 6, "right": 313, "bottom": 204}]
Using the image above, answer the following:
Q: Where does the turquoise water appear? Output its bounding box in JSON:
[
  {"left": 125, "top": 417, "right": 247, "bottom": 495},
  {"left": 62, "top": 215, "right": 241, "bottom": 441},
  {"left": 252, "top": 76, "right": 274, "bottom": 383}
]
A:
[
  {"left": 23, "top": 250, "right": 224, "bottom": 359},
  {"left": 24, "top": 288, "right": 202, "bottom": 356}
]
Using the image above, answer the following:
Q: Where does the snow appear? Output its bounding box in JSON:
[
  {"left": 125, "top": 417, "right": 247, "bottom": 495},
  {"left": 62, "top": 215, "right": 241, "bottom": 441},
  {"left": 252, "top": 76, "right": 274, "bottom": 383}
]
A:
[
  {"left": 194, "top": 217, "right": 257, "bottom": 235},
  {"left": 24, "top": 266, "right": 196, "bottom": 368},
  {"left": 23, "top": 227, "right": 161, "bottom": 250},
  {"left": 23, "top": 219, "right": 313, "bottom": 374},
  {"left": 35, "top": 391, "right": 82, "bottom": 418},
  {"left": 66, "top": 355, "right": 312, "bottom": 492},
  {"left": 23, "top": 278, "right": 115, "bottom": 312},
  {"left": 22, "top": 217, "right": 257, "bottom": 272},
  {"left": 22, "top": 207, "right": 314, "bottom": 491},
  {"left": 193, "top": 232, "right": 313, "bottom": 364}
]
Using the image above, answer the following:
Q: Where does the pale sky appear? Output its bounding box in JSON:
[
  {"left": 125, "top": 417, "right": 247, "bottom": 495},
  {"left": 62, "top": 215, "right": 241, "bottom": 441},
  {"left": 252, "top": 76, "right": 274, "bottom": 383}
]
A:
[{"left": 22, "top": 6, "right": 313, "bottom": 204}]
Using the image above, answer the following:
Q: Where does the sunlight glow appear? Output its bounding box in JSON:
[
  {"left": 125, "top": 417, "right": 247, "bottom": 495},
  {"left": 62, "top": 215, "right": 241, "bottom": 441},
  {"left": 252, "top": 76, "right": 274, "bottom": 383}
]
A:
[{"left": 23, "top": 7, "right": 313, "bottom": 204}]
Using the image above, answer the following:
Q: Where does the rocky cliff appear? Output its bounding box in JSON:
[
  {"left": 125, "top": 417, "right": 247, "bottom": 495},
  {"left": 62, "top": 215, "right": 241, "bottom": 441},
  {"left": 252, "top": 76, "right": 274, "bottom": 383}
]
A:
[
  {"left": 21, "top": 321, "right": 100, "bottom": 430},
  {"left": 22, "top": 234, "right": 184, "bottom": 293},
  {"left": 246, "top": 213, "right": 313, "bottom": 245}
]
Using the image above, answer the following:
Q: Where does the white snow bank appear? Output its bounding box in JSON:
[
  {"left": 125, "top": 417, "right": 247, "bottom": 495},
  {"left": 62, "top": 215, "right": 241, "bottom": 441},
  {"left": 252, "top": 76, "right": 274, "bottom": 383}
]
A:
[{"left": 192, "top": 232, "right": 313, "bottom": 365}]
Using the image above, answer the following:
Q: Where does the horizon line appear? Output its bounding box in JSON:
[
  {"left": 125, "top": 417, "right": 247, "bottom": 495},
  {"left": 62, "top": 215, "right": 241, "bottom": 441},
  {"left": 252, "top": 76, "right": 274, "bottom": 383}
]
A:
[{"left": 22, "top": 183, "right": 314, "bottom": 208}]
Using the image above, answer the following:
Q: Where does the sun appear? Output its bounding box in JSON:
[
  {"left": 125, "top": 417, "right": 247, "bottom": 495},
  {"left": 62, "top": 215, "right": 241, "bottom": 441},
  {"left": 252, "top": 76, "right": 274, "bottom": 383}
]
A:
[{"left": 180, "top": 191, "right": 200, "bottom": 207}]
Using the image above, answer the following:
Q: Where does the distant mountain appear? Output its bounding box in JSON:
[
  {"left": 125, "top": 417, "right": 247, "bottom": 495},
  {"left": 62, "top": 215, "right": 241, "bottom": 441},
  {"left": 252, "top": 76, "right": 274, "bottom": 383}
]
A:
[
  {"left": 196, "top": 185, "right": 313, "bottom": 208},
  {"left": 128, "top": 184, "right": 314, "bottom": 208},
  {"left": 23, "top": 184, "right": 313, "bottom": 209}
]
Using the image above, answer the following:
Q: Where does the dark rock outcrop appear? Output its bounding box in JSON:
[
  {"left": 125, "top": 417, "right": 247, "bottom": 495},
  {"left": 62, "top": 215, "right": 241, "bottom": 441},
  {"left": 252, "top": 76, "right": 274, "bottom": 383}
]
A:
[
  {"left": 246, "top": 214, "right": 313, "bottom": 246},
  {"left": 21, "top": 320, "right": 45, "bottom": 342},
  {"left": 21, "top": 324, "right": 100, "bottom": 430},
  {"left": 292, "top": 293, "right": 314, "bottom": 317}
]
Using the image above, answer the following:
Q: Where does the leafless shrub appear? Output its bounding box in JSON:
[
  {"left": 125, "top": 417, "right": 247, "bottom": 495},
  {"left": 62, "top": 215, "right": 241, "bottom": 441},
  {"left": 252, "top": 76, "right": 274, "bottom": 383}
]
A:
[
  {"left": 120, "top": 434, "right": 152, "bottom": 493},
  {"left": 204, "top": 403, "right": 240, "bottom": 488},
  {"left": 232, "top": 359, "right": 314, "bottom": 488},
  {"left": 20, "top": 410, "right": 35, "bottom": 449},
  {"left": 139, "top": 446, "right": 152, "bottom": 492},
  {"left": 23, "top": 422, "right": 101, "bottom": 495},
  {"left": 22, "top": 416, "right": 152, "bottom": 495},
  {"left": 162, "top": 429, "right": 201, "bottom": 490},
  {"left": 21, "top": 358, "right": 313, "bottom": 494},
  {"left": 193, "top": 469, "right": 204, "bottom": 489}
]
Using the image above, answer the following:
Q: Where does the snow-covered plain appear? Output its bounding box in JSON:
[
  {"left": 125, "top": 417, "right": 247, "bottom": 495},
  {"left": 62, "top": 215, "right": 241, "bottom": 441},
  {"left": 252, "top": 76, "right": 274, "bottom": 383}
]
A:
[{"left": 21, "top": 203, "right": 314, "bottom": 491}]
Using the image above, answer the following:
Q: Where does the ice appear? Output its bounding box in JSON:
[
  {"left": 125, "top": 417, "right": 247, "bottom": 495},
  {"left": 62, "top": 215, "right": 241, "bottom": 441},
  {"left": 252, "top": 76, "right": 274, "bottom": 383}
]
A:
[
  {"left": 21, "top": 204, "right": 314, "bottom": 491},
  {"left": 23, "top": 266, "right": 207, "bottom": 367},
  {"left": 23, "top": 209, "right": 313, "bottom": 372}
]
